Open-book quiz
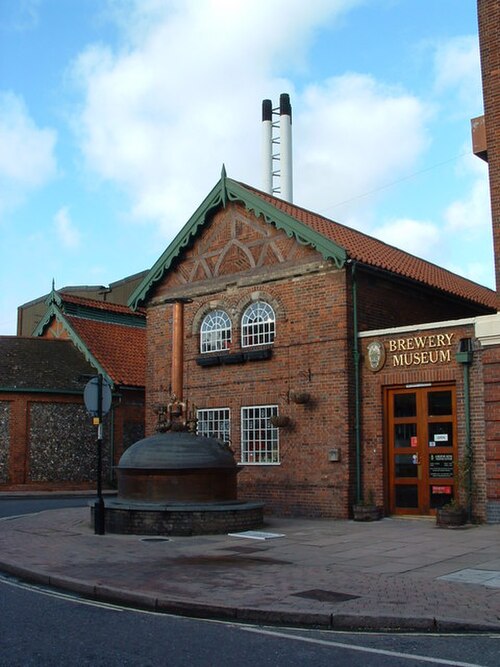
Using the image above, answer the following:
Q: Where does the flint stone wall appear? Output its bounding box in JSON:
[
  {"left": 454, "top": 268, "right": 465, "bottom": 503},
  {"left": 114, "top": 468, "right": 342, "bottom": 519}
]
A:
[
  {"left": 0, "top": 402, "right": 9, "bottom": 483},
  {"left": 29, "top": 402, "right": 111, "bottom": 482}
]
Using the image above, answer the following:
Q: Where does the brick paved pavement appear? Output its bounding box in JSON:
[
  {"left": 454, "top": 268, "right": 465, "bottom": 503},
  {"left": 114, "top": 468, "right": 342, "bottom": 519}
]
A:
[{"left": 1, "top": 507, "right": 499, "bottom": 631}]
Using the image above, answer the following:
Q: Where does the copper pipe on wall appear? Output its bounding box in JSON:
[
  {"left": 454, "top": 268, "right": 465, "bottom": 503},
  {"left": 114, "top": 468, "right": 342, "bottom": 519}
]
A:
[{"left": 171, "top": 300, "right": 184, "bottom": 402}]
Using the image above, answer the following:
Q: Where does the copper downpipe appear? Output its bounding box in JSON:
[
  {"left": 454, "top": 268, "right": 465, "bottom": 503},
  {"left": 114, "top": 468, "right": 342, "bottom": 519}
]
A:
[{"left": 171, "top": 300, "right": 184, "bottom": 402}]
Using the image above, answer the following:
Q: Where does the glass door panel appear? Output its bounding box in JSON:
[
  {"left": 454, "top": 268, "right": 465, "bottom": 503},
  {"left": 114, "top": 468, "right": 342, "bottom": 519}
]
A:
[
  {"left": 428, "top": 390, "right": 452, "bottom": 416},
  {"left": 394, "top": 423, "right": 416, "bottom": 448},
  {"left": 395, "top": 454, "right": 419, "bottom": 478},
  {"left": 395, "top": 485, "right": 419, "bottom": 509},
  {"left": 394, "top": 393, "right": 416, "bottom": 417},
  {"left": 428, "top": 422, "right": 453, "bottom": 448}
]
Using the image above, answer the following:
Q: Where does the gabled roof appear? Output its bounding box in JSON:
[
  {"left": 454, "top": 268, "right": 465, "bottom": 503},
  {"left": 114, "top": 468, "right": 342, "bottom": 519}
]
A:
[
  {"left": 64, "top": 316, "right": 145, "bottom": 387},
  {"left": 128, "top": 171, "right": 497, "bottom": 312},
  {"left": 34, "top": 291, "right": 146, "bottom": 388},
  {"left": 247, "top": 185, "right": 497, "bottom": 309},
  {"left": 0, "top": 337, "right": 95, "bottom": 392},
  {"left": 46, "top": 290, "right": 146, "bottom": 324}
]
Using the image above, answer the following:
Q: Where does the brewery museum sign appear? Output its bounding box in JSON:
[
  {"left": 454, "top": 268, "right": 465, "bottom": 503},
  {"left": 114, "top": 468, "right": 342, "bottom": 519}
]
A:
[{"left": 367, "top": 332, "right": 455, "bottom": 371}]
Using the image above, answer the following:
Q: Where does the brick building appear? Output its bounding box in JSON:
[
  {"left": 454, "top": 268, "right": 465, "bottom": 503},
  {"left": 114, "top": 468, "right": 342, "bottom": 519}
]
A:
[
  {"left": 474, "top": 0, "right": 500, "bottom": 521},
  {"left": 0, "top": 291, "right": 146, "bottom": 491},
  {"left": 125, "top": 2, "right": 500, "bottom": 522},
  {"left": 128, "top": 173, "right": 496, "bottom": 519},
  {"left": 478, "top": 0, "right": 500, "bottom": 304},
  {"left": 6, "top": 1, "right": 497, "bottom": 520},
  {"left": 0, "top": 337, "right": 109, "bottom": 490}
]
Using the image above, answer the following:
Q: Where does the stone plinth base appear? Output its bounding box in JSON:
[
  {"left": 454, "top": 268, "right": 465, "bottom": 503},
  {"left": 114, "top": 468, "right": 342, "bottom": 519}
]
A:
[{"left": 92, "top": 499, "right": 264, "bottom": 536}]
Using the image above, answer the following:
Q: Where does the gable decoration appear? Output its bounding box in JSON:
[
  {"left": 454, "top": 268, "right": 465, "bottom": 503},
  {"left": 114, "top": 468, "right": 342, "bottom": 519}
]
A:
[{"left": 128, "top": 168, "right": 348, "bottom": 311}]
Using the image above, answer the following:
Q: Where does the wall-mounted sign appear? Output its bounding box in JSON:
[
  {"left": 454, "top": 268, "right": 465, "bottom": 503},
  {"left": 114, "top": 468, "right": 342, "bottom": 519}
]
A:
[
  {"left": 387, "top": 332, "right": 455, "bottom": 368},
  {"left": 366, "top": 340, "right": 386, "bottom": 372},
  {"left": 429, "top": 453, "right": 454, "bottom": 478}
]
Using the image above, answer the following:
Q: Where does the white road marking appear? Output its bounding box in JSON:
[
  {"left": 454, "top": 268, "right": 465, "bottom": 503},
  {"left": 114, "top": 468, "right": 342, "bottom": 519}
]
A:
[
  {"left": 1, "top": 573, "right": 497, "bottom": 666},
  {"left": 0, "top": 575, "right": 125, "bottom": 612},
  {"left": 240, "top": 626, "right": 488, "bottom": 667}
]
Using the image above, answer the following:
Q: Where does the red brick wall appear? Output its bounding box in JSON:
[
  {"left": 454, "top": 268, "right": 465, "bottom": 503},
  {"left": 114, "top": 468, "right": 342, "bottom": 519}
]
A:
[
  {"left": 147, "top": 268, "right": 353, "bottom": 518},
  {"left": 112, "top": 388, "right": 145, "bottom": 465},
  {"left": 356, "top": 269, "right": 491, "bottom": 330},
  {"left": 478, "top": 0, "right": 500, "bottom": 304},
  {"left": 480, "top": 343, "right": 500, "bottom": 515},
  {"left": 144, "top": 203, "right": 495, "bottom": 518}
]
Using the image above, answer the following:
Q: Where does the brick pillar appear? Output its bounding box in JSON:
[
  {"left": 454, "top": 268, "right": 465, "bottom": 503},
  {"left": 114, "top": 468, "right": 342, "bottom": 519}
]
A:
[
  {"left": 9, "top": 397, "right": 28, "bottom": 484},
  {"left": 478, "top": 0, "right": 500, "bottom": 309}
]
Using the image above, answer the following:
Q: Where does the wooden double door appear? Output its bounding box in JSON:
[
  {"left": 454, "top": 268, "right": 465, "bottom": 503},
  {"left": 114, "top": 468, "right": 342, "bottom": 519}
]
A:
[{"left": 387, "top": 385, "right": 457, "bottom": 515}]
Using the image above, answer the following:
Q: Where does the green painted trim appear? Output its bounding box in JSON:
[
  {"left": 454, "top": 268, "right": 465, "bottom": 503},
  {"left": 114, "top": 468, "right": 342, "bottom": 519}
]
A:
[
  {"left": 226, "top": 179, "right": 347, "bottom": 267},
  {"left": 128, "top": 179, "right": 225, "bottom": 310},
  {"left": 32, "top": 306, "right": 114, "bottom": 388},
  {"left": 128, "top": 175, "right": 348, "bottom": 310},
  {"left": 33, "top": 302, "right": 59, "bottom": 336}
]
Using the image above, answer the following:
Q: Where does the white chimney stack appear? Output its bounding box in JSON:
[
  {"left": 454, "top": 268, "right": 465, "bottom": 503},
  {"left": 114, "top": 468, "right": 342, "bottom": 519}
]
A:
[
  {"left": 279, "top": 93, "right": 293, "bottom": 203},
  {"left": 261, "top": 99, "right": 273, "bottom": 195},
  {"left": 261, "top": 93, "right": 293, "bottom": 203}
]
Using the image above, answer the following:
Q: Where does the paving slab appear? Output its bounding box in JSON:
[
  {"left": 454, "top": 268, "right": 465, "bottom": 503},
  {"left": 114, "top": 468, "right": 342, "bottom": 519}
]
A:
[{"left": 0, "top": 507, "right": 499, "bottom": 631}]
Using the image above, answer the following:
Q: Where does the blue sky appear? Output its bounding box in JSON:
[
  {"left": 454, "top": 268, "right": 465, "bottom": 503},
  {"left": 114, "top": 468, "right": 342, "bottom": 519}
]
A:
[{"left": 0, "top": 0, "right": 494, "bottom": 334}]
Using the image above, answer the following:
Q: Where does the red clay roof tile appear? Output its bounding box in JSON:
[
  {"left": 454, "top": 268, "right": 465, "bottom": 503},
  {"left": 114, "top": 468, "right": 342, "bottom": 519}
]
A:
[
  {"left": 66, "top": 316, "right": 145, "bottom": 387},
  {"left": 243, "top": 184, "right": 496, "bottom": 310}
]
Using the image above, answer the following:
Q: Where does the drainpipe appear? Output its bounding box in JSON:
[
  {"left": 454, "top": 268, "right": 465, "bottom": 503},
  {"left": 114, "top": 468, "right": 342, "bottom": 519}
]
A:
[
  {"left": 350, "top": 260, "right": 362, "bottom": 504},
  {"left": 172, "top": 300, "right": 185, "bottom": 403},
  {"left": 455, "top": 338, "right": 474, "bottom": 522},
  {"left": 164, "top": 297, "right": 192, "bottom": 426}
]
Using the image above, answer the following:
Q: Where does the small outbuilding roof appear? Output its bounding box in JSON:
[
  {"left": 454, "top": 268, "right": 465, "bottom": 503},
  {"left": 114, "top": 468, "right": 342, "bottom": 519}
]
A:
[
  {"left": 0, "top": 337, "right": 95, "bottom": 392},
  {"left": 64, "top": 315, "right": 146, "bottom": 388},
  {"left": 34, "top": 291, "right": 146, "bottom": 388}
]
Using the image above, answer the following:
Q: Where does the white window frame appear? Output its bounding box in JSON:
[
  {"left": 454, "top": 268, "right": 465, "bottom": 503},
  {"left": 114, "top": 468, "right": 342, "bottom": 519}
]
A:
[
  {"left": 241, "top": 405, "right": 279, "bottom": 464},
  {"left": 197, "top": 408, "right": 231, "bottom": 445},
  {"left": 200, "top": 310, "right": 232, "bottom": 353},
  {"left": 241, "top": 301, "right": 275, "bottom": 348}
]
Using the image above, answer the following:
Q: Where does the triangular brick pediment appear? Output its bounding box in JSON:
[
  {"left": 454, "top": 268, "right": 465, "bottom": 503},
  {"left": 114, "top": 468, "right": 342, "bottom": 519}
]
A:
[
  {"left": 157, "top": 202, "right": 322, "bottom": 291},
  {"left": 43, "top": 317, "right": 69, "bottom": 340}
]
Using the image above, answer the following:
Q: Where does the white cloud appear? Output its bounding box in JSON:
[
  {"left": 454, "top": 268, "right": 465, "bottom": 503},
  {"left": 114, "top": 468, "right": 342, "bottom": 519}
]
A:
[
  {"left": 295, "top": 75, "right": 430, "bottom": 221},
  {"left": 370, "top": 153, "right": 494, "bottom": 285},
  {"left": 443, "top": 154, "right": 490, "bottom": 236},
  {"left": 54, "top": 207, "right": 82, "bottom": 249},
  {"left": 433, "top": 35, "right": 482, "bottom": 115},
  {"left": 446, "top": 259, "right": 495, "bottom": 287},
  {"left": 69, "top": 0, "right": 433, "bottom": 241},
  {"left": 0, "top": 91, "right": 57, "bottom": 217},
  {"left": 372, "top": 217, "right": 441, "bottom": 261}
]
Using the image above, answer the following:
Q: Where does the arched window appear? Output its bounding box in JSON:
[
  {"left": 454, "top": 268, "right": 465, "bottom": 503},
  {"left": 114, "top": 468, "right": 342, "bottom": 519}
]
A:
[
  {"left": 241, "top": 301, "right": 275, "bottom": 348},
  {"left": 200, "top": 310, "right": 232, "bottom": 353}
]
